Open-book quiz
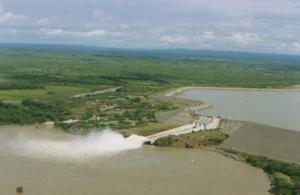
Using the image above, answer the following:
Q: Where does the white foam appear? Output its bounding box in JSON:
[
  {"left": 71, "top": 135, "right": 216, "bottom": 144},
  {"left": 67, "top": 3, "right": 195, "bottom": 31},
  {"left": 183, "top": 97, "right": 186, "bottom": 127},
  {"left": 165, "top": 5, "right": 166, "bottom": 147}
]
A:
[{"left": 7, "top": 129, "right": 148, "bottom": 161}]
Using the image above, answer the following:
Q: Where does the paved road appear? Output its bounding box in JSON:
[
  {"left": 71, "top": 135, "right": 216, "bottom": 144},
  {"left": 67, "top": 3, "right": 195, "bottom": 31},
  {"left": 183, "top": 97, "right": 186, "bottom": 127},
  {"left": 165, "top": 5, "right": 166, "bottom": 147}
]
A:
[{"left": 73, "top": 86, "right": 122, "bottom": 98}]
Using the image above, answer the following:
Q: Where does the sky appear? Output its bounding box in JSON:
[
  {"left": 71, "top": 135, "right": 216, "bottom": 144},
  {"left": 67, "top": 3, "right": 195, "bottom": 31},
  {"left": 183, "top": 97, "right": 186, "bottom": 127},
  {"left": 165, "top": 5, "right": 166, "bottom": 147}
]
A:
[{"left": 0, "top": 0, "right": 300, "bottom": 55}]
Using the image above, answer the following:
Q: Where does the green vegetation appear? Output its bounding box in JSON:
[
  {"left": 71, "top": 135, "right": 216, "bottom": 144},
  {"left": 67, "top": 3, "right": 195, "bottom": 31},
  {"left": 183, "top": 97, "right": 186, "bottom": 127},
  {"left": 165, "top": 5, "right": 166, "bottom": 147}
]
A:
[
  {"left": 154, "top": 130, "right": 228, "bottom": 148},
  {"left": 0, "top": 99, "right": 69, "bottom": 125},
  {"left": 1, "top": 47, "right": 300, "bottom": 134},
  {"left": 56, "top": 96, "right": 176, "bottom": 134},
  {"left": 0, "top": 82, "right": 44, "bottom": 90},
  {"left": 1, "top": 48, "right": 300, "bottom": 90},
  {"left": 224, "top": 149, "right": 300, "bottom": 195}
]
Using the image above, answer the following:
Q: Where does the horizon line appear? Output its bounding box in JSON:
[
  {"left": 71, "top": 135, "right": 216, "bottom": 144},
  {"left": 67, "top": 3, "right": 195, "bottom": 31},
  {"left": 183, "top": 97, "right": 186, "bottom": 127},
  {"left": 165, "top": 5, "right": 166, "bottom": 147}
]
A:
[{"left": 1, "top": 42, "right": 300, "bottom": 58}]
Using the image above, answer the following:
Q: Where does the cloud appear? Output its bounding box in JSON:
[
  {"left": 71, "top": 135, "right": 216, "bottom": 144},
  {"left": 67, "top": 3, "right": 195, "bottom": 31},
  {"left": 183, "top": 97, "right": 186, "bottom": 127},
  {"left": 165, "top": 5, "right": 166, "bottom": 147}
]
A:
[
  {"left": 238, "top": 18, "right": 256, "bottom": 30},
  {"left": 40, "top": 28, "right": 64, "bottom": 36},
  {"left": 38, "top": 28, "right": 123, "bottom": 39},
  {"left": 293, "top": 42, "right": 300, "bottom": 53},
  {"left": 92, "top": 8, "right": 118, "bottom": 23},
  {"left": 159, "top": 30, "right": 262, "bottom": 49},
  {"left": 36, "top": 18, "right": 51, "bottom": 26},
  {"left": 230, "top": 32, "right": 261, "bottom": 46},
  {"left": 93, "top": 9, "right": 104, "bottom": 19},
  {"left": 203, "top": 31, "right": 215, "bottom": 39},
  {"left": 0, "top": 0, "right": 300, "bottom": 54},
  {"left": 82, "top": 30, "right": 107, "bottom": 38},
  {"left": 160, "top": 35, "right": 190, "bottom": 45},
  {"left": 293, "top": 42, "right": 300, "bottom": 48},
  {"left": 0, "top": 5, "right": 27, "bottom": 25}
]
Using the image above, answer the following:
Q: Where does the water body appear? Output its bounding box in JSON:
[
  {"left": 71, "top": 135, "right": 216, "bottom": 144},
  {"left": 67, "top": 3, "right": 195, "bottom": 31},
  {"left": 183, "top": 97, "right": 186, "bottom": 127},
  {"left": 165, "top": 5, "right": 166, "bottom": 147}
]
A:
[
  {"left": 178, "top": 88, "right": 300, "bottom": 131},
  {"left": 0, "top": 126, "right": 269, "bottom": 195}
]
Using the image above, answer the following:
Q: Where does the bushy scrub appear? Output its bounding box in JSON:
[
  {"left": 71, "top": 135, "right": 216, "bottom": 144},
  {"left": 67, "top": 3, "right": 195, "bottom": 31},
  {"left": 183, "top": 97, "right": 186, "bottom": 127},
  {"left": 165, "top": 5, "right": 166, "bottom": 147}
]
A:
[
  {"left": 153, "top": 130, "right": 228, "bottom": 147},
  {"left": 0, "top": 99, "right": 70, "bottom": 125}
]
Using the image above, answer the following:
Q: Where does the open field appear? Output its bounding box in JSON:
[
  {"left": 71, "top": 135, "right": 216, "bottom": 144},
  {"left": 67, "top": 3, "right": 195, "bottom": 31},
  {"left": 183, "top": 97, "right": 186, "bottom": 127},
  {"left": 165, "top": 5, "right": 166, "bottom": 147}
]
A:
[
  {"left": 222, "top": 122, "right": 300, "bottom": 164},
  {"left": 0, "top": 85, "right": 93, "bottom": 101}
]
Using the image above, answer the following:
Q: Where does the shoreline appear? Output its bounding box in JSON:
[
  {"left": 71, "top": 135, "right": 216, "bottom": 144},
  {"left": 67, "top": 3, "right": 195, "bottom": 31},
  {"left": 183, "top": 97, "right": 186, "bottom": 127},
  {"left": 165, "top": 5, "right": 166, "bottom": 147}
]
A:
[{"left": 163, "top": 85, "right": 300, "bottom": 98}]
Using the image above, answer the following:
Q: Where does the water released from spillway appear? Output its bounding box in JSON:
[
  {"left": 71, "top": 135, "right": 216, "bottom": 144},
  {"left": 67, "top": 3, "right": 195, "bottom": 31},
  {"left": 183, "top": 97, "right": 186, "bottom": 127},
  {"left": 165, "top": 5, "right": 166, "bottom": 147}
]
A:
[
  {"left": 0, "top": 126, "right": 147, "bottom": 161},
  {"left": 0, "top": 125, "right": 269, "bottom": 195}
]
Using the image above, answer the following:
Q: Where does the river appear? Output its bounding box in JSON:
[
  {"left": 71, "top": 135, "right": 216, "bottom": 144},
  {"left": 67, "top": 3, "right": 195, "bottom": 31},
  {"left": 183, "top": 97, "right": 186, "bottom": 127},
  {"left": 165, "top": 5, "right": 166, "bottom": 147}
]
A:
[
  {"left": 178, "top": 88, "right": 300, "bottom": 131},
  {"left": 0, "top": 126, "right": 269, "bottom": 195}
]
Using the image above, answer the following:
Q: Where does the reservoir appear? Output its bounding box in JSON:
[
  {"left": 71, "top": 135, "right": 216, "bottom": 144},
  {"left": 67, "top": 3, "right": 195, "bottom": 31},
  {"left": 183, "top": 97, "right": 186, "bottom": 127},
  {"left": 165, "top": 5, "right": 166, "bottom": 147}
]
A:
[
  {"left": 0, "top": 126, "right": 269, "bottom": 195},
  {"left": 178, "top": 88, "right": 300, "bottom": 131}
]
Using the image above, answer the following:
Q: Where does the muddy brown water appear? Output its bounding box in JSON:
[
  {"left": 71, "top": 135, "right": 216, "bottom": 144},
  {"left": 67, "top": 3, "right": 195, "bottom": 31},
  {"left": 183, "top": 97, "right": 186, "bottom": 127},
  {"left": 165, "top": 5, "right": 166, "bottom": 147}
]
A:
[{"left": 0, "top": 126, "right": 269, "bottom": 195}]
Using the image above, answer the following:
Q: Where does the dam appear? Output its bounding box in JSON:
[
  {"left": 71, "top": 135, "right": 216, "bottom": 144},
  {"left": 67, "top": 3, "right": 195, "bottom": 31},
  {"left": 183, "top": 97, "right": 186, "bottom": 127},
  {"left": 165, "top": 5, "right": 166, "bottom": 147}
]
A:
[{"left": 147, "top": 115, "right": 221, "bottom": 143}]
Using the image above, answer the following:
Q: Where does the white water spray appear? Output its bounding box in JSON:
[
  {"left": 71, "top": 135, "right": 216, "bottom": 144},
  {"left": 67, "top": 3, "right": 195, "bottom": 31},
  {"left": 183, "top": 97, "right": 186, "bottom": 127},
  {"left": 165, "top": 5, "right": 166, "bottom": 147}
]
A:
[{"left": 5, "top": 129, "right": 148, "bottom": 161}]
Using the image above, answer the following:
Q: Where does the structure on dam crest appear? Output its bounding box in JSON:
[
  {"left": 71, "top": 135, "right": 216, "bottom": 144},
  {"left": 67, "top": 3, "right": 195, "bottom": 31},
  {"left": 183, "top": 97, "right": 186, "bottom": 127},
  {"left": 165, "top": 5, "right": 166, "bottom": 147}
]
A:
[{"left": 147, "top": 115, "right": 221, "bottom": 143}]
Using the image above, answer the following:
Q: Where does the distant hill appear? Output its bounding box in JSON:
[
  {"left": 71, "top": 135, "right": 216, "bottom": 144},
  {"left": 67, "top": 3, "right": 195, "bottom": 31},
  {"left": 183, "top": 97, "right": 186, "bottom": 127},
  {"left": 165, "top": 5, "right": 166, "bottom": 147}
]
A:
[
  {"left": 132, "top": 49, "right": 300, "bottom": 62},
  {"left": 1, "top": 43, "right": 300, "bottom": 62}
]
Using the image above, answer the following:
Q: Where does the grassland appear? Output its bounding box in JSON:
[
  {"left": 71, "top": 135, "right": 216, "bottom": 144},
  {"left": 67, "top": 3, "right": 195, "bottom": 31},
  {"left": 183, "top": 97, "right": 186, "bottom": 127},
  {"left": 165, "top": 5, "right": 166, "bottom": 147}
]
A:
[{"left": 1, "top": 46, "right": 300, "bottom": 134}]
